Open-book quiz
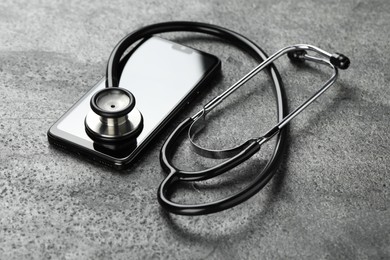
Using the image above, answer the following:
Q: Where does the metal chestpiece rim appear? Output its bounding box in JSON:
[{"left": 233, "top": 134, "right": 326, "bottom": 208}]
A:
[{"left": 85, "top": 87, "right": 143, "bottom": 142}]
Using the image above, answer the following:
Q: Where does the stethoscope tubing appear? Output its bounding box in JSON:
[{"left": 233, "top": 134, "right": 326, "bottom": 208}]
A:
[{"left": 105, "top": 21, "right": 349, "bottom": 215}]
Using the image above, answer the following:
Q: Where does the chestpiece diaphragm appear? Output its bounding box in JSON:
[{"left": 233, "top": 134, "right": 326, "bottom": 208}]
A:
[{"left": 85, "top": 87, "right": 143, "bottom": 142}]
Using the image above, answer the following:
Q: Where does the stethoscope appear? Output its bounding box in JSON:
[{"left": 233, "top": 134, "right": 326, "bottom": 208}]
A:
[{"left": 84, "top": 21, "right": 350, "bottom": 215}]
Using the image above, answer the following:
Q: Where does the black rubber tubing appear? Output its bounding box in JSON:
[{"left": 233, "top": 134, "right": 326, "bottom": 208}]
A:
[{"left": 105, "top": 21, "right": 288, "bottom": 215}]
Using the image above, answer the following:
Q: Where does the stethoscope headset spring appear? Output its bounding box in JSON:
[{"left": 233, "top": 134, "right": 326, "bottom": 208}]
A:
[{"left": 103, "top": 21, "right": 350, "bottom": 215}]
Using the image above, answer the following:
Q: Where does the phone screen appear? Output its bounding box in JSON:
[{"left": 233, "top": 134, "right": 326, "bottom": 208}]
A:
[{"left": 48, "top": 37, "right": 220, "bottom": 168}]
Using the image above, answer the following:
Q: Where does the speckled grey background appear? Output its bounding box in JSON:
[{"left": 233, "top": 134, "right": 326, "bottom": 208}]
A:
[{"left": 0, "top": 0, "right": 389, "bottom": 259}]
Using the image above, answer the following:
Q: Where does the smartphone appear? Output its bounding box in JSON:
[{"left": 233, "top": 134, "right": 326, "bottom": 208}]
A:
[{"left": 47, "top": 36, "right": 221, "bottom": 169}]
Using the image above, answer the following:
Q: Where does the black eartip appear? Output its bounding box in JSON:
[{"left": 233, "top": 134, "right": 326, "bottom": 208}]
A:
[
  {"left": 330, "top": 53, "right": 350, "bottom": 70},
  {"left": 287, "top": 50, "right": 307, "bottom": 63}
]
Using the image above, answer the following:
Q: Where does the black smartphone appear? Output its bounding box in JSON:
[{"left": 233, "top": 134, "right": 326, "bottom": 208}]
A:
[{"left": 47, "top": 36, "right": 221, "bottom": 169}]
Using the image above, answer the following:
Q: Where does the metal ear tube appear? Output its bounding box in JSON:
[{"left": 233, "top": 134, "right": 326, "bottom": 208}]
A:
[{"left": 188, "top": 44, "right": 349, "bottom": 159}]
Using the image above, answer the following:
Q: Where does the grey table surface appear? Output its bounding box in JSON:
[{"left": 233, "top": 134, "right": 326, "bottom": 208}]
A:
[{"left": 0, "top": 0, "right": 389, "bottom": 259}]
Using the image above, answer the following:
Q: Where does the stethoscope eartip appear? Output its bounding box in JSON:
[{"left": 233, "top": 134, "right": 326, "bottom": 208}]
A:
[{"left": 330, "top": 53, "right": 350, "bottom": 70}]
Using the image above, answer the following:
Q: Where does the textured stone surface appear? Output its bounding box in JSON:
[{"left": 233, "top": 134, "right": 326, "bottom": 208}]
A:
[{"left": 0, "top": 0, "right": 389, "bottom": 259}]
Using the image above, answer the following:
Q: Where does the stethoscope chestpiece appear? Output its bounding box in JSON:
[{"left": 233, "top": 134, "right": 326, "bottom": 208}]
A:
[{"left": 85, "top": 87, "right": 143, "bottom": 143}]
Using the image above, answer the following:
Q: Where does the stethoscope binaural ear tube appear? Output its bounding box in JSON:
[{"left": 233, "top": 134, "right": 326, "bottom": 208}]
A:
[{"left": 187, "top": 44, "right": 348, "bottom": 161}]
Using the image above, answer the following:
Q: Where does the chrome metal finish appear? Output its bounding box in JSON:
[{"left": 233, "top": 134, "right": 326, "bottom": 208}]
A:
[
  {"left": 96, "top": 91, "right": 131, "bottom": 113},
  {"left": 101, "top": 116, "right": 128, "bottom": 126},
  {"left": 85, "top": 108, "right": 143, "bottom": 139},
  {"left": 191, "top": 44, "right": 334, "bottom": 120}
]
